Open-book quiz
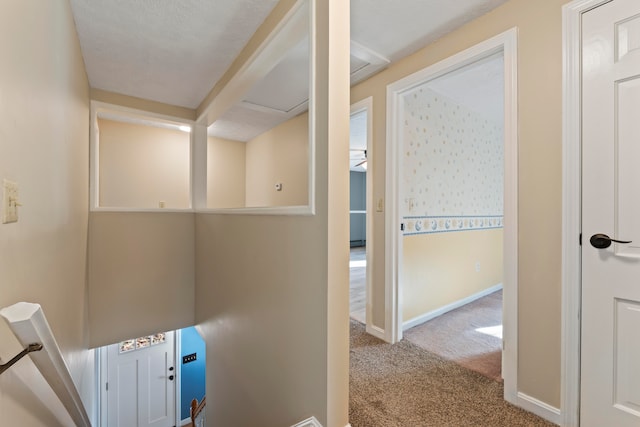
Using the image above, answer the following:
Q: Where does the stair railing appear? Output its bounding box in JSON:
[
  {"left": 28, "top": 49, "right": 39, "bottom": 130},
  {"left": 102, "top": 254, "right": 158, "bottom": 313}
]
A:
[{"left": 0, "top": 302, "right": 91, "bottom": 427}]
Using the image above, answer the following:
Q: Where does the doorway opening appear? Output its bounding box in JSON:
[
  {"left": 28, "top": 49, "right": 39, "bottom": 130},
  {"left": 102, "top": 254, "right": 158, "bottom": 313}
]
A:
[
  {"left": 399, "top": 51, "right": 505, "bottom": 382},
  {"left": 386, "top": 29, "right": 518, "bottom": 403},
  {"left": 349, "top": 98, "right": 373, "bottom": 326},
  {"left": 97, "top": 327, "right": 206, "bottom": 427}
]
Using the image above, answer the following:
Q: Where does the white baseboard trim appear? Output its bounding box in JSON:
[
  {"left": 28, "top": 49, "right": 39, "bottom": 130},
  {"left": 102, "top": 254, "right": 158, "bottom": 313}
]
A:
[
  {"left": 366, "top": 323, "right": 386, "bottom": 341},
  {"left": 180, "top": 417, "right": 191, "bottom": 426},
  {"left": 402, "top": 283, "right": 503, "bottom": 330},
  {"left": 516, "top": 392, "right": 561, "bottom": 426},
  {"left": 289, "top": 416, "right": 350, "bottom": 427},
  {"left": 291, "top": 416, "right": 323, "bottom": 427}
]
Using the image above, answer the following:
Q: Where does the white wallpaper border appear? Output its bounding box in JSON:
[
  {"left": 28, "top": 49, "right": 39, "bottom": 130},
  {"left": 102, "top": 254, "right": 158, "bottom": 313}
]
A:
[{"left": 403, "top": 215, "right": 503, "bottom": 235}]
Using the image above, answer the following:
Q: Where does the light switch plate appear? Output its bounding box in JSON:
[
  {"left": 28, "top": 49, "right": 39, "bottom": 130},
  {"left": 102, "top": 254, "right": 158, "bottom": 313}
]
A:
[{"left": 2, "top": 179, "right": 19, "bottom": 224}]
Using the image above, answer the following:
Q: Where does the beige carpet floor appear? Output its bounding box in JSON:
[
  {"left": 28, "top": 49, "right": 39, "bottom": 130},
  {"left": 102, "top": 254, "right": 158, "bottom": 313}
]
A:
[
  {"left": 404, "top": 290, "right": 503, "bottom": 381},
  {"left": 349, "top": 320, "right": 554, "bottom": 426}
]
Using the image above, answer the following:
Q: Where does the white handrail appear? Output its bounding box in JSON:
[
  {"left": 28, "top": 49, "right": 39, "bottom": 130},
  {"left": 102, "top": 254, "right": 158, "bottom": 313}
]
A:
[{"left": 0, "top": 302, "right": 91, "bottom": 427}]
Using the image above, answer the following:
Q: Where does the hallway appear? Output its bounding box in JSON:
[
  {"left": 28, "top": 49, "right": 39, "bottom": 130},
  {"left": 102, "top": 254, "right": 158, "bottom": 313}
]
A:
[
  {"left": 349, "top": 320, "right": 553, "bottom": 426},
  {"left": 349, "top": 246, "right": 366, "bottom": 324}
]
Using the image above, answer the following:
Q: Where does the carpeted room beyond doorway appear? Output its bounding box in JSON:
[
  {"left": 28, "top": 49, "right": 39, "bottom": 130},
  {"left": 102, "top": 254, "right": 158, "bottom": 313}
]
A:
[
  {"left": 348, "top": 320, "right": 554, "bottom": 426},
  {"left": 349, "top": 291, "right": 553, "bottom": 426},
  {"left": 404, "top": 290, "right": 503, "bottom": 381}
]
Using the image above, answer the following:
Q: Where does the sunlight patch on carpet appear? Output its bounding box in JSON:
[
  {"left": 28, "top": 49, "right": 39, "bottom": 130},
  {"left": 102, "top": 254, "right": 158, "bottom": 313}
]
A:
[{"left": 476, "top": 324, "right": 503, "bottom": 339}]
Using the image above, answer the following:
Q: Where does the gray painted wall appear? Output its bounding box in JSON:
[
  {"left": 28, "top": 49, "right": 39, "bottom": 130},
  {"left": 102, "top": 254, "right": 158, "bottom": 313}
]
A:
[{"left": 350, "top": 171, "right": 366, "bottom": 245}]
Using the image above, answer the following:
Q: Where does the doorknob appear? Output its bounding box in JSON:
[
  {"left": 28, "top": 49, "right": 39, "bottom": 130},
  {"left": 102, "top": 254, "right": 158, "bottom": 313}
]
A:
[{"left": 589, "top": 233, "right": 632, "bottom": 249}]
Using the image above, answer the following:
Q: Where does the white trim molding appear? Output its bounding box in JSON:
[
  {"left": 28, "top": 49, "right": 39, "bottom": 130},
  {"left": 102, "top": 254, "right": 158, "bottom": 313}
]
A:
[
  {"left": 289, "top": 418, "right": 350, "bottom": 427},
  {"left": 385, "top": 27, "right": 519, "bottom": 404},
  {"left": 365, "top": 324, "right": 386, "bottom": 341},
  {"left": 0, "top": 302, "right": 92, "bottom": 427},
  {"left": 195, "top": 0, "right": 316, "bottom": 217},
  {"left": 561, "top": 1, "right": 611, "bottom": 426},
  {"left": 89, "top": 100, "right": 196, "bottom": 213},
  {"left": 517, "top": 392, "right": 562, "bottom": 426},
  {"left": 350, "top": 41, "right": 390, "bottom": 85},
  {"left": 174, "top": 328, "right": 182, "bottom": 427},
  {"left": 403, "top": 284, "right": 503, "bottom": 330},
  {"left": 291, "top": 416, "right": 323, "bottom": 427}
]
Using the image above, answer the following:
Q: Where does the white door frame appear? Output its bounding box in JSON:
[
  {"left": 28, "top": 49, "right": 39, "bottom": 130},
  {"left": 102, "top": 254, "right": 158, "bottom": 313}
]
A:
[
  {"left": 385, "top": 28, "right": 519, "bottom": 403},
  {"left": 97, "top": 331, "right": 181, "bottom": 427},
  {"left": 350, "top": 97, "right": 376, "bottom": 336},
  {"left": 561, "top": 1, "right": 613, "bottom": 426}
]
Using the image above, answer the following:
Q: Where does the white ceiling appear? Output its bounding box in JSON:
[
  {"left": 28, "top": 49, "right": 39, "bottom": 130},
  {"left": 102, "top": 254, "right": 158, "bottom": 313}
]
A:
[
  {"left": 424, "top": 53, "right": 504, "bottom": 124},
  {"left": 207, "top": 36, "right": 311, "bottom": 142},
  {"left": 69, "top": 0, "right": 280, "bottom": 109},
  {"left": 350, "top": 0, "right": 508, "bottom": 63},
  {"left": 71, "top": 0, "right": 508, "bottom": 158},
  {"left": 69, "top": 0, "right": 508, "bottom": 112}
]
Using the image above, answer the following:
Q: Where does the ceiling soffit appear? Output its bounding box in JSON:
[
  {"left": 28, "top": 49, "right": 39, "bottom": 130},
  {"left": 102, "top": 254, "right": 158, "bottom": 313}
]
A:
[
  {"left": 69, "top": 0, "right": 509, "bottom": 112},
  {"left": 69, "top": 0, "right": 280, "bottom": 109}
]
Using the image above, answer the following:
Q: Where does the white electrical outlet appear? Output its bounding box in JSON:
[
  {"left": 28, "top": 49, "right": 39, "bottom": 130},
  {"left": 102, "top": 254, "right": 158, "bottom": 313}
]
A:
[
  {"left": 2, "top": 179, "right": 19, "bottom": 224},
  {"left": 475, "top": 262, "right": 481, "bottom": 272}
]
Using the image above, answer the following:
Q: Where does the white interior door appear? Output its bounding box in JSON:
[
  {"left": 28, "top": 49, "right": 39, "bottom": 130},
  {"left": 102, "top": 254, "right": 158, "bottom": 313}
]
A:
[
  {"left": 582, "top": 1, "right": 640, "bottom": 425},
  {"left": 106, "top": 332, "right": 176, "bottom": 427}
]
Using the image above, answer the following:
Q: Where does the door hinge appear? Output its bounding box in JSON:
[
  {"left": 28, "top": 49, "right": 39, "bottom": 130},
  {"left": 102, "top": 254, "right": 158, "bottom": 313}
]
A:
[
  {"left": 105, "top": 382, "right": 108, "bottom": 391},
  {"left": 400, "top": 223, "right": 405, "bottom": 231},
  {"left": 579, "top": 233, "right": 582, "bottom": 245}
]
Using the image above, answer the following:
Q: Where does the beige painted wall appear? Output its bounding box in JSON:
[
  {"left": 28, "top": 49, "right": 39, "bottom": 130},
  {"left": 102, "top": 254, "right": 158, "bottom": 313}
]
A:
[
  {"left": 351, "top": 0, "right": 569, "bottom": 408},
  {"left": 88, "top": 212, "right": 195, "bottom": 348},
  {"left": 245, "top": 112, "right": 309, "bottom": 207},
  {"left": 0, "top": 0, "right": 95, "bottom": 424},
  {"left": 195, "top": 0, "right": 350, "bottom": 426},
  {"left": 195, "top": 214, "right": 329, "bottom": 425},
  {"left": 98, "top": 119, "right": 191, "bottom": 209},
  {"left": 207, "top": 136, "right": 246, "bottom": 208},
  {"left": 92, "top": 88, "right": 196, "bottom": 121},
  {"left": 403, "top": 229, "right": 503, "bottom": 321}
]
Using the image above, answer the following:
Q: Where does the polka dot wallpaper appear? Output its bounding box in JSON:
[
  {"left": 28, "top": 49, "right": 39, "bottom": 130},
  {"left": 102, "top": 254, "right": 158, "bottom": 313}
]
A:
[{"left": 401, "top": 86, "right": 503, "bottom": 235}]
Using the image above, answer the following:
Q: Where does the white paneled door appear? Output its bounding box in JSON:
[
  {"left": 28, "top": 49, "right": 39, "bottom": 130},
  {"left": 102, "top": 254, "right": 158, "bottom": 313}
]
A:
[
  {"left": 106, "top": 332, "right": 176, "bottom": 427},
  {"left": 582, "top": 0, "right": 640, "bottom": 425}
]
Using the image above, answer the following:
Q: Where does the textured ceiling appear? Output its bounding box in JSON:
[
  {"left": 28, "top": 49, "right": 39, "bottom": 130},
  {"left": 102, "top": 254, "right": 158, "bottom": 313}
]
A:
[
  {"left": 426, "top": 53, "right": 504, "bottom": 124},
  {"left": 69, "top": 0, "right": 279, "bottom": 108},
  {"left": 351, "top": 0, "right": 508, "bottom": 63},
  {"left": 70, "top": 0, "right": 508, "bottom": 112}
]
